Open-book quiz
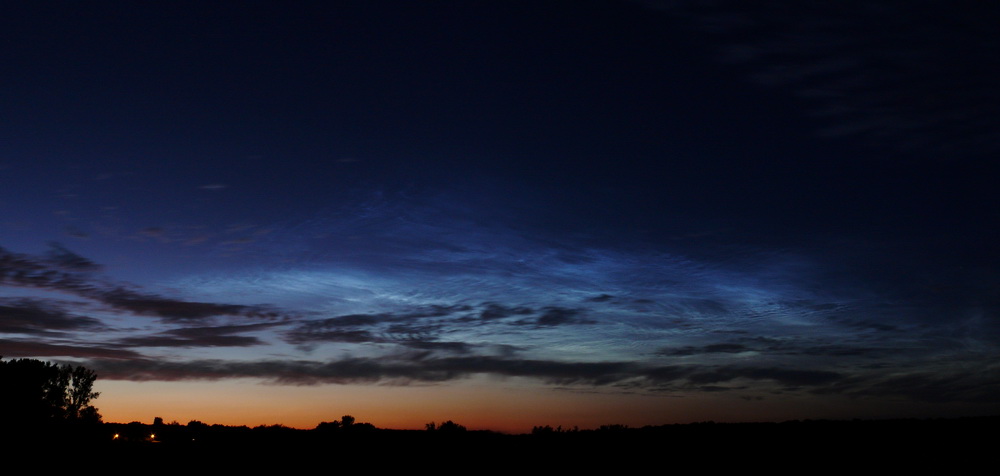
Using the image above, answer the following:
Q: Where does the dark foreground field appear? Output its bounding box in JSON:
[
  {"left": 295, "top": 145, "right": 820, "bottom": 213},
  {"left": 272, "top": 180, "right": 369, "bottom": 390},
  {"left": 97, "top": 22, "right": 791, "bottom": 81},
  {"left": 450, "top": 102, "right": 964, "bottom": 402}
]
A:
[{"left": 4, "top": 416, "right": 995, "bottom": 470}]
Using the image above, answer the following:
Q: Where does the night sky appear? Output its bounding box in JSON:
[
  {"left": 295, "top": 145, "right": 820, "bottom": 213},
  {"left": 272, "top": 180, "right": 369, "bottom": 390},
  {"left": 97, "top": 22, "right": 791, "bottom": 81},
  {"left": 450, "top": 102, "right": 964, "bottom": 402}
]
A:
[{"left": 2, "top": 0, "right": 999, "bottom": 432}]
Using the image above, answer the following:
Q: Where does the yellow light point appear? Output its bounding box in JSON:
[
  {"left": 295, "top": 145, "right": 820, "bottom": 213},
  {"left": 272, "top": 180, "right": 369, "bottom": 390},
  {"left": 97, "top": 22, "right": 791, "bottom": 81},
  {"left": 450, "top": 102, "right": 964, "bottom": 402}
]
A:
[{"left": 113, "top": 434, "right": 119, "bottom": 440}]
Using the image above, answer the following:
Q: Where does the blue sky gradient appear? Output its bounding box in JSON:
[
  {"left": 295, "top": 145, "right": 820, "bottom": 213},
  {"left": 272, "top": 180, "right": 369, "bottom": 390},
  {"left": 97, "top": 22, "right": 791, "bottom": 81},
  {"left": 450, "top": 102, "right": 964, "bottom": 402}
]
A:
[{"left": 2, "top": 0, "right": 999, "bottom": 429}]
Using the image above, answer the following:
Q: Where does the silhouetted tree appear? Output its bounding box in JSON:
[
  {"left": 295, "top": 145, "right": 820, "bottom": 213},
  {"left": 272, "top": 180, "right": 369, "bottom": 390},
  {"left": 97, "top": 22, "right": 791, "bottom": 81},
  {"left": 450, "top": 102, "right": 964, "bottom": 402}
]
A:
[
  {"left": 316, "top": 415, "right": 371, "bottom": 433},
  {"left": 436, "top": 420, "right": 467, "bottom": 433},
  {"left": 316, "top": 420, "right": 342, "bottom": 431},
  {"left": 532, "top": 425, "right": 555, "bottom": 435},
  {"left": 63, "top": 364, "right": 100, "bottom": 422},
  {"left": 341, "top": 415, "right": 355, "bottom": 427},
  {"left": 0, "top": 357, "right": 101, "bottom": 426},
  {"left": 352, "top": 422, "right": 376, "bottom": 432},
  {"left": 597, "top": 423, "right": 629, "bottom": 432}
]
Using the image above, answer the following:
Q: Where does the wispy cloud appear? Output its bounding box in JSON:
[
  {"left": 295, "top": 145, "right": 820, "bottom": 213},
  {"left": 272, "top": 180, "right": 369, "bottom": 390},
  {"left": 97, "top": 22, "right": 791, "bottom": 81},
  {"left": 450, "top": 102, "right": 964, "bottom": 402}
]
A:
[
  {"left": 81, "top": 354, "right": 863, "bottom": 397},
  {"left": 116, "top": 323, "right": 283, "bottom": 348},
  {"left": 44, "top": 242, "right": 102, "bottom": 271},
  {"left": 77, "top": 349, "right": 1000, "bottom": 403},
  {"left": 0, "top": 298, "right": 104, "bottom": 335},
  {"left": 4, "top": 227, "right": 997, "bottom": 408},
  {"left": 0, "top": 244, "right": 289, "bottom": 322},
  {"left": 637, "top": 0, "right": 1000, "bottom": 159},
  {"left": 0, "top": 338, "right": 142, "bottom": 360},
  {"left": 512, "top": 307, "right": 596, "bottom": 327}
]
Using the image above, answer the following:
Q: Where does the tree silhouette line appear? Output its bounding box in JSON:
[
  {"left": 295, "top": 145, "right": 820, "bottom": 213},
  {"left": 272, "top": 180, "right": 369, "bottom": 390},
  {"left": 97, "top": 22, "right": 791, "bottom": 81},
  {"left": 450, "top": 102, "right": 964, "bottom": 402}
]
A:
[{"left": 4, "top": 355, "right": 997, "bottom": 467}]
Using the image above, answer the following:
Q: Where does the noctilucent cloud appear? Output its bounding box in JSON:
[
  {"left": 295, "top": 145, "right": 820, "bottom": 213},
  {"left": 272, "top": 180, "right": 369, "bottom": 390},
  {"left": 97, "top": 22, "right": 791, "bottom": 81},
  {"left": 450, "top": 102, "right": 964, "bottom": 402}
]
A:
[{"left": 2, "top": 1, "right": 999, "bottom": 431}]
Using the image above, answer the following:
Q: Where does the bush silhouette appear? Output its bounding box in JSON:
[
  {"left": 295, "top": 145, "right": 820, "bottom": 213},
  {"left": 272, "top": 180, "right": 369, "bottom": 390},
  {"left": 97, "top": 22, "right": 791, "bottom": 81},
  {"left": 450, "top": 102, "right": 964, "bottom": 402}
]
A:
[{"left": 426, "top": 420, "right": 466, "bottom": 433}]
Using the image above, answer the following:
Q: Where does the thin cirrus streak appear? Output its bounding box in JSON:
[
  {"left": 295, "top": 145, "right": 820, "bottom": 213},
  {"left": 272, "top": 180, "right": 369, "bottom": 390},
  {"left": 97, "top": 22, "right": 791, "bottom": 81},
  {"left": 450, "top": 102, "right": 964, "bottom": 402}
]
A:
[{"left": 636, "top": 0, "right": 1000, "bottom": 159}]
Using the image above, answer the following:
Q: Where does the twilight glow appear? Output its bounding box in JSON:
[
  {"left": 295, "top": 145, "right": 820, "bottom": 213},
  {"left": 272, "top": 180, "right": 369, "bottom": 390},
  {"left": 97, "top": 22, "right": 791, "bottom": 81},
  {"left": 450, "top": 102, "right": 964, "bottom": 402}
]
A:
[{"left": 2, "top": 1, "right": 999, "bottom": 432}]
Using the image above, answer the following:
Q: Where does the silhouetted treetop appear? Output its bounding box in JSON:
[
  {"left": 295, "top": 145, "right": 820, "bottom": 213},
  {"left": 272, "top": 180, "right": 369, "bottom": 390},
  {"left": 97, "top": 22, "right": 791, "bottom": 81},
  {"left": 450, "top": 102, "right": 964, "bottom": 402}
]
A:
[
  {"left": 427, "top": 420, "right": 467, "bottom": 433},
  {"left": 315, "top": 414, "right": 375, "bottom": 433},
  {"left": 0, "top": 357, "right": 101, "bottom": 426}
]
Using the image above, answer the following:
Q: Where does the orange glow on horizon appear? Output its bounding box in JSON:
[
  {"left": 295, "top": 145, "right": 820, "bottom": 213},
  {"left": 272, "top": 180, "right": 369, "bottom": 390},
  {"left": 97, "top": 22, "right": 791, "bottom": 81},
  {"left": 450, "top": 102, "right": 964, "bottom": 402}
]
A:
[
  {"left": 97, "top": 377, "right": 704, "bottom": 433},
  {"left": 95, "top": 377, "right": 959, "bottom": 433}
]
